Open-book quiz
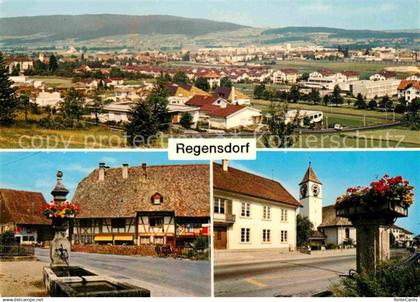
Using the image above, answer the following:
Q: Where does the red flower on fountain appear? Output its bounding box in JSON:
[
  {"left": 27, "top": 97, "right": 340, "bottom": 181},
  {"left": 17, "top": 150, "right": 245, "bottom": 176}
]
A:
[{"left": 40, "top": 201, "right": 81, "bottom": 219}]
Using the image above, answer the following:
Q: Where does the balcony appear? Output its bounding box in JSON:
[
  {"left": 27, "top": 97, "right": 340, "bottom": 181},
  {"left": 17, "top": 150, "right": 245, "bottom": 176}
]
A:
[{"left": 214, "top": 213, "right": 236, "bottom": 225}]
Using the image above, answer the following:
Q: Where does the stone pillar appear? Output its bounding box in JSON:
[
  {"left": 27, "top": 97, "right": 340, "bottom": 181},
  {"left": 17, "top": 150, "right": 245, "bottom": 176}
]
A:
[
  {"left": 49, "top": 171, "right": 70, "bottom": 267},
  {"left": 353, "top": 218, "right": 392, "bottom": 274}
]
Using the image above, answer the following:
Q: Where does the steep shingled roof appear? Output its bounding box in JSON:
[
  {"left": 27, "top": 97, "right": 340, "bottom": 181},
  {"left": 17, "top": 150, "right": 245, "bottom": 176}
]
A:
[
  {"left": 72, "top": 164, "right": 210, "bottom": 218},
  {"left": 213, "top": 163, "right": 301, "bottom": 208},
  {"left": 300, "top": 164, "right": 322, "bottom": 185},
  {"left": 0, "top": 189, "right": 50, "bottom": 225},
  {"left": 318, "top": 205, "right": 352, "bottom": 228}
]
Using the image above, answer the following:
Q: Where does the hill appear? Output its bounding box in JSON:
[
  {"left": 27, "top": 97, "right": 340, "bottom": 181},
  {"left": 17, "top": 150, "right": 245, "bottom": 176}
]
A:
[
  {"left": 261, "top": 26, "right": 419, "bottom": 40},
  {"left": 0, "top": 14, "right": 247, "bottom": 42}
]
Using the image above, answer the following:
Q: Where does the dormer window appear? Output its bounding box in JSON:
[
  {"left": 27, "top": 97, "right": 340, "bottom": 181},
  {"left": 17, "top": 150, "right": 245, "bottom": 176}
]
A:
[{"left": 151, "top": 192, "right": 163, "bottom": 205}]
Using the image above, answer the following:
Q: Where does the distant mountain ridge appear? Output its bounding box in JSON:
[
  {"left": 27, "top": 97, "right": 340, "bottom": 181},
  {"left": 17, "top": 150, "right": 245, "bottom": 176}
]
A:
[
  {"left": 0, "top": 14, "right": 248, "bottom": 41},
  {"left": 262, "top": 26, "right": 420, "bottom": 39}
]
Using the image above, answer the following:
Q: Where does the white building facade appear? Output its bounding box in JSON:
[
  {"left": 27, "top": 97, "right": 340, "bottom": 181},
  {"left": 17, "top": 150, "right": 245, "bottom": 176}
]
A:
[{"left": 213, "top": 161, "right": 301, "bottom": 250}]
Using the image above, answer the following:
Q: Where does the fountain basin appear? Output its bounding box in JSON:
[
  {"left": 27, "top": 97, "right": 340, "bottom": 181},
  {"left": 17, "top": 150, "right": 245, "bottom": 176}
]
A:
[
  {"left": 54, "top": 280, "right": 151, "bottom": 297},
  {"left": 43, "top": 266, "right": 151, "bottom": 297}
]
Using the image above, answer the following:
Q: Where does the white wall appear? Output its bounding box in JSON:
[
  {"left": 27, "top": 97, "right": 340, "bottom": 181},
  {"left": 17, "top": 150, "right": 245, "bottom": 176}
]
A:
[
  {"left": 216, "top": 191, "right": 297, "bottom": 250},
  {"left": 299, "top": 180, "right": 323, "bottom": 229}
]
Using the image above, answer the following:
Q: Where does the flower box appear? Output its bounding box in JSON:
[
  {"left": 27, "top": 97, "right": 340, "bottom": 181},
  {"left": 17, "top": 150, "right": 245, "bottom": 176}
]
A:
[{"left": 336, "top": 199, "right": 408, "bottom": 220}]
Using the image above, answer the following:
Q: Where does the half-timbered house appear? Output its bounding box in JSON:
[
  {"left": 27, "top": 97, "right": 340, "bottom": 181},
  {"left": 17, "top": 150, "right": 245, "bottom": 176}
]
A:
[{"left": 71, "top": 163, "right": 209, "bottom": 247}]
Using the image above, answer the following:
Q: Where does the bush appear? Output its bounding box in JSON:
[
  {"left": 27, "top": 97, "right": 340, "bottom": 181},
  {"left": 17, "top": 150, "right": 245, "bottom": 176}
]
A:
[
  {"left": 332, "top": 260, "right": 420, "bottom": 297},
  {"left": 0, "top": 230, "right": 16, "bottom": 245},
  {"left": 394, "top": 104, "right": 407, "bottom": 114},
  {"left": 193, "top": 236, "right": 208, "bottom": 252}
]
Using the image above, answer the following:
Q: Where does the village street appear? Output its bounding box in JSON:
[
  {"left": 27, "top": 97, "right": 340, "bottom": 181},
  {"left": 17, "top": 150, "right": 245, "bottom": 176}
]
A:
[
  {"left": 214, "top": 249, "right": 356, "bottom": 297},
  {"left": 35, "top": 248, "right": 211, "bottom": 297}
]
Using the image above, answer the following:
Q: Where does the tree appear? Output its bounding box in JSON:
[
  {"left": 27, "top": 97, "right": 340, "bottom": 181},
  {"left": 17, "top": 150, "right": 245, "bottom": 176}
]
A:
[
  {"left": 49, "top": 54, "right": 58, "bottom": 72},
  {"left": 379, "top": 95, "right": 393, "bottom": 111},
  {"left": 11, "top": 63, "right": 20, "bottom": 76},
  {"left": 288, "top": 84, "right": 300, "bottom": 103},
  {"left": 90, "top": 91, "right": 110, "bottom": 125},
  {"left": 297, "top": 214, "right": 313, "bottom": 247},
  {"left": 182, "top": 52, "right": 190, "bottom": 61},
  {"left": 0, "top": 53, "right": 19, "bottom": 125},
  {"left": 19, "top": 94, "right": 31, "bottom": 123},
  {"left": 194, "top": 77, "right": 210, "bottom": 92},
  {"left": 173, "top": 71, "right": 190, "bottom": 85},
  {"left": 262, "top": 101, "right": 299, "bottom": 148},
  {"left": 354, "top": 93, "right": 367, "bottom": 109},
  {"left": 148, "top": 77, "right": 169, "bottom": 130},
  {"left": 368, "top": 99, "right": 378, "bottom": 110},
  {"left": 0, "top": 230, "right": 16, "bottom": 245},
  {"left": 323, "top": 94, "right": 331, "bottom": 106},
  {"left": 126, "top": 102, "right": 159, "bottom": 146},
  {"left": 330, "top": 85, "right": 343, "bottom": 106},
  {"left": 405, "top": 98, "right": 420, "bottom": 130},
  {"left": 308, "top": 88, "right": 321, "bottom": 105},
  {"left": 254, "top": 83, "right": 266, "bottom": 99},
  {"left": 60, "top": 88, "right": 85, "bottom": 122},
  {"left": 220, "top": 77, "right": 233, "bottom": 88},
  {"left": 180, "top": 112, "right": 193, "bottom": 129}
]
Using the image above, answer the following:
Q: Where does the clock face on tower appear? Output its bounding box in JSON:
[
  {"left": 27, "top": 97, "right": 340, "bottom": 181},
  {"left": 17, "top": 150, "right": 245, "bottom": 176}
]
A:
[
  {"left": 312, "top": 184, "right": 320, "bottom": 196},
  {"left": 300, "top": 183, "right": 308, "bottom": 199}
]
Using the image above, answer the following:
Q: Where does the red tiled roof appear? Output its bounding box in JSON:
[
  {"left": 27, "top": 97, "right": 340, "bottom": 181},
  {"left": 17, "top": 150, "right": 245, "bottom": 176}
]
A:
[
  {"left": 378, "top": 70, "right": 397, "bottom": 78},
  {"left": 280, "top": 68, "right": 299, "bottom": 74},
  {"left": 0, "top": 189, "right": 51, "bottom": 225},
  {"left": 185, "top": 95, "right": 218, "bottom": 107},
  {"left": 398, "top": 80, "right": 420, "bottom": 90},
  {"left": 318, "top": 69, "right": 335, "bottom": 76},
  {"left": 342, "top": 71, "right": 359, "bottom": 77},
  {"left": 213, "top": 163, "right": 301, "bottom": 207},
  {"left": 201, "top": 104, "right": 245, "bottom": 118}
]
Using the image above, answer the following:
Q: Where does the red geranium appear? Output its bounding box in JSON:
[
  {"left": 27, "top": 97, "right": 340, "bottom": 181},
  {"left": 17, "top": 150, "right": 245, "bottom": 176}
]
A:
[{"left": 40, "top": 201, "right": 81, "bottom": 219}]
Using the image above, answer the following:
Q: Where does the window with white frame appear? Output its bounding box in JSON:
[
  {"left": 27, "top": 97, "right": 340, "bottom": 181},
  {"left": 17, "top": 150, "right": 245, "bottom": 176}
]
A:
[
  {"left": 281, "top": 209, "right": 288, "bottom": 222},
  {"left": 240, "top": 228, "right": 250, "bottom": 242},
  {"left": 263, "top": 206, "right": 271, "bottom": 219},
  {"left": 280, "top": 230, "right": 288, "bottom": 242},
  {"left": 262, "top": 229, "right": 271, "bottom": 242},
  {"left": 241, "top": 202, "right": 250, "bottom": 217},
  {"left": 214, "top": 198, "right": 225, "bottom": 214}
]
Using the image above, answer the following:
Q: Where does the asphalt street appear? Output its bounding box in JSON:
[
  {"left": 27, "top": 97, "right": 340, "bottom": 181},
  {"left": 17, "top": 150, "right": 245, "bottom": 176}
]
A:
[
  {"left": 35, "top": 248, "right": 211, "bottom": 297},
  {"left": 214, "top": 254, "right": 356, "bottom": 297}
]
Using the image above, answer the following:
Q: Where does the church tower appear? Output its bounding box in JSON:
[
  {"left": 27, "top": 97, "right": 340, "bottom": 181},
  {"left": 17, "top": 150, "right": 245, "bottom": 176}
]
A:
[{"left": 299, "top": 162, "right": 323, "bottom": 229}]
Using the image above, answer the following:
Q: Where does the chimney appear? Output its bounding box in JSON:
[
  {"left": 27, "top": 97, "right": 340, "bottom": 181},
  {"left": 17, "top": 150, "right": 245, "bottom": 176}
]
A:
[
  {"left": 98, "top": 162, "right": 105, "bottom": 181},
  {"left": 122, "top": 163, "right": 129, "bottom": 179},
  {"left": 231, "top": 86, "right": 235, "bottom": 104},
  {"left": 222, "top": 159, "right": 229, "bottom": 172}
]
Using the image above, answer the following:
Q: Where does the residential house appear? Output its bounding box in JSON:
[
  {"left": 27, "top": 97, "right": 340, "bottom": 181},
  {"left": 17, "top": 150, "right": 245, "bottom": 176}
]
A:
[
  {"left": 0, "top": 189, "right": 52, "bottom": 244},
  {"left": 272, "top": 68, "right": 301, "bottom": 84},
  {"left": 6, "top": 57, "right": 34, "bottom": 74},
  {"left": 213, "top": 161, "right": 301, "bottom": 250},
  {"left": 185, "top": 95, "right": 262, "bottom": 129},
  {"left": 369, "top": 70, "right": 397, "bottom": 81},
  {"left": 398, "top": 80, "right": 420, "bottom": 102},
  {"left": 98, "top": 101, "right": 136, "bottom": 123},
  {"left": 167, "top": 104, "right": 200, "bottom": 127},
  {"left": 306, "top": 69, "right": 348, "bottom": 90},
  {"left": 390, "top": 225, "right": 414, "bottom": 247},
  {"left": 71, "top": 163, "right": 210, "bottom": 247},
  {"left": 213, "top": 86, "right": 251, "bottom": 105},
  {"left": 167, "top": 83, "right": 210, "bottom": 104},
  {"left": 34, "top": 91, "right": 63, "bottom": 107}
]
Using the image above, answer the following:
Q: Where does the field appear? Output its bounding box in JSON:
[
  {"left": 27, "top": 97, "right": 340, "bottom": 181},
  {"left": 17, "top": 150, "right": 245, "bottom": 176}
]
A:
[
  {"left": 0, "top": 125, "right": 126, "bottom": 148},
  {"left": 271, "top": 60, "right": 418, "bottom": 79},
  {"left": 32, "top": 76, "right": 73, "bottom": 88}
]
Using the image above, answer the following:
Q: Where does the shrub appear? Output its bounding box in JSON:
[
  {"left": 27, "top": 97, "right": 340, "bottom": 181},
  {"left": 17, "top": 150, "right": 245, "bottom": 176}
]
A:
[
  {"left": 0, "top": 230, "right": 16, "bottom": 245},
  {"left": 332, "top": 260, "right": 420, "bottom": 297}
]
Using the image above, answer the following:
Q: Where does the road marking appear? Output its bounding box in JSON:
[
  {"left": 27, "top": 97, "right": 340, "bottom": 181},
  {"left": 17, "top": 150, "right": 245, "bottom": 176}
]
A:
[{"left": 245, "top": 277, "right": 267, "bottom": 287}]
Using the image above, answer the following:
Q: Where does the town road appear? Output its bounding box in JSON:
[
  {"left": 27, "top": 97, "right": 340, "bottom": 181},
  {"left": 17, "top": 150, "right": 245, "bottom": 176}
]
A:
[
  {"left": 35, "top": 248, "right": 211, "bottom": 297},
  {"left": 215, "top": 254, "right": 355, "bottom": 297}
]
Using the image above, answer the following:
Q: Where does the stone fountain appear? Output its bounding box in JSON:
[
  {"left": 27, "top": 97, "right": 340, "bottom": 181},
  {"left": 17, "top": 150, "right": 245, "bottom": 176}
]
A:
[{"left": 43, "top": 171, "right": 150, "bottom": 297}]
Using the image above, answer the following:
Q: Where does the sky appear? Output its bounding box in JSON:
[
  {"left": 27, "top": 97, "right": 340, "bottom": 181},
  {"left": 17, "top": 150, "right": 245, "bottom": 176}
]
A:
[
  {"left": 1, "top": 150, "right": 419, "bottom": 234},
  {"left": 0, "top": 0, "right": 419, "bottom": 30}
]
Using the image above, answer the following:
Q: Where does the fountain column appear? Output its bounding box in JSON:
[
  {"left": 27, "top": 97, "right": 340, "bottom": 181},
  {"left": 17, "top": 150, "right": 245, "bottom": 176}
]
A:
[{"left": 50, "top": 171, "right": 71, "bottom": 267}]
